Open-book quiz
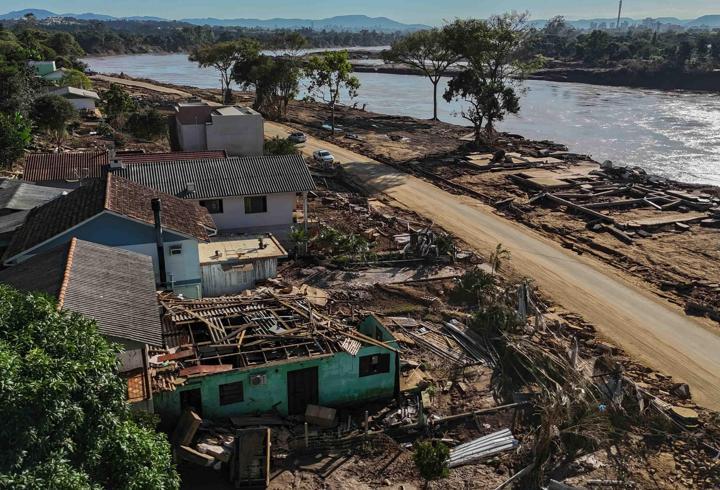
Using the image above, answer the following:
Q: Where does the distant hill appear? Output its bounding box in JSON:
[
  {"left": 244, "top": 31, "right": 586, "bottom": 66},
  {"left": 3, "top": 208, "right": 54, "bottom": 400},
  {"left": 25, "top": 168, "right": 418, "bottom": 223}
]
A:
[
  {"left": 685, "top": 15, "right": 720, "bottom": 27},
  {"left": 180, "top": 14, "right": 429, "bottom": 32},
  {"left": 531, "top": 15, "right": 720, "bottom": 29},
  {"left": 0, "top": 9, "right": 428, "bottom": 32}
]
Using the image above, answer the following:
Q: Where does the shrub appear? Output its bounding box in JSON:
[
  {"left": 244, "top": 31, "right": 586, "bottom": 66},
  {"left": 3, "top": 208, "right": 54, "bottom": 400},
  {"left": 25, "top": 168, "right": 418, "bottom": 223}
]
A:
[
  {"left": 413, "top": 441, "right": 449, "bottom": 483},
  {"left": 125, "top": 110, "right": 168, "bottom": 140}
]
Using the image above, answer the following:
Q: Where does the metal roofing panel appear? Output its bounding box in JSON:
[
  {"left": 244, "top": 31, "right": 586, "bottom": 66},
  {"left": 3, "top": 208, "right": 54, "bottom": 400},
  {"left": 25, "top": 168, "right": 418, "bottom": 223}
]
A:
[
  {"left": 0, "top": 179, "right": 66, "bottom": 211},
  {"left": 114, "top": 155, "right": 317, "bottom": 199}
]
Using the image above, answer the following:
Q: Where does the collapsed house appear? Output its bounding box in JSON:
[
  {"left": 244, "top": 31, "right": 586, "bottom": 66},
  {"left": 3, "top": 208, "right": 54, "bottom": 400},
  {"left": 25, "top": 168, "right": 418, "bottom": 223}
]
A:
[{"left": 151, "top": 292, "right": 400, "bottom": 420}]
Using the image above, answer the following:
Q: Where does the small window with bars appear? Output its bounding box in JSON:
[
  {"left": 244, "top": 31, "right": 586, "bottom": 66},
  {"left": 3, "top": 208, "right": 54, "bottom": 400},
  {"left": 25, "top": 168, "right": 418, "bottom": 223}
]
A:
[
  {"left": 359, "top": 353, "right": 391, "bottom": 377},
  {"left": 218, "top": 381, "right": 244, "bottom": 405}
]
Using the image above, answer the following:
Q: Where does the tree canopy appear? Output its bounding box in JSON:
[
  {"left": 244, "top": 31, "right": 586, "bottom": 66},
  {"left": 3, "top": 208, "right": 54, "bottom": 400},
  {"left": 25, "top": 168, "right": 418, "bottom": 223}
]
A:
[
  {"left": 305, "top": 50, "right": 360, "bottom": 134},
  {"left": 383, "top": 28, "right": 460, "bottom": 120},
  {"left": 0, "top": 112, "right": 31, "bottom": 168},
  {"left": 190, "top": 39, "right": 260, "bottom": 104},
  {"left": 31, "top": 94, "right": 77, "bottom": 146},
  {"left": 0, "top": 285, "right": 179, "bottom": 489}
]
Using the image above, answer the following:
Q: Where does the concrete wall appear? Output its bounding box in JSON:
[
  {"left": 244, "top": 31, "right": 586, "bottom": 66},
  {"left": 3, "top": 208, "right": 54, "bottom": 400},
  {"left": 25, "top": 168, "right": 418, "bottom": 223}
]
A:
[
  {"left": 153, "top": 342, "right": 397, "bottom": 421},
  {"left": 177, "top": 124, "right": 207, "bottom": 152},
  {"left": 204, "top": 194, "right": 296, "bottom": 234},
  {"left": 6, "top": 212, "right": 203, "bottom": 298},
  {"left": 201, "top": 257, "right": 278, "bottom": 297},
  {"left": 206, "top": 113, "right": 264, "bottom": 156},
  {"left": 65, "top": 98, "right": 96, "bottom": 111}
]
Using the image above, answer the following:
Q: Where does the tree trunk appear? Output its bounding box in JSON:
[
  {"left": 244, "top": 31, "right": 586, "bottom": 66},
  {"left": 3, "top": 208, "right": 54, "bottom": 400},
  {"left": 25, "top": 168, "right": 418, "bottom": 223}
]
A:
[
  {"left": 331, "top": 102, "right": 335, "bottom": 135},
  {"left": 432, "top": 80, "right": 439, "bottom": 121}
]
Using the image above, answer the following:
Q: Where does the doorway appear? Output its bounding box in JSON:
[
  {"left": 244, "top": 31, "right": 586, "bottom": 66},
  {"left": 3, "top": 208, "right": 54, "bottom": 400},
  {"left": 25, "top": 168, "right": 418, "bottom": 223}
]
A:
[{"left": 286, "top": 367, "right": 319, "bottom": 415}]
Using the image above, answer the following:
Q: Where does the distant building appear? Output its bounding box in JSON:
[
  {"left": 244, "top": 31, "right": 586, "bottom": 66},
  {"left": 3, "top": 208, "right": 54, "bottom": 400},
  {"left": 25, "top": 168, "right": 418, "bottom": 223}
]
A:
[
  {"left": 112, "top": 154, "right": 316, "bottom": 239},
  {"left": 23, "top": 150, "right": 228, "bottom": 189},
  {"left": 27, "top": 60, "right": 65, "bottom": 81},
  {"left": 0, "top": 238, "right": 163, "bottom": 350},
  {"left": 174, "top": 101, "right": 264, "bottom": 156},
  {"left": 2, "top": 173, "right": 217, "bottom": 299},
  {"left": 47, "top": 86, "right": 100, "bottom": 111}
]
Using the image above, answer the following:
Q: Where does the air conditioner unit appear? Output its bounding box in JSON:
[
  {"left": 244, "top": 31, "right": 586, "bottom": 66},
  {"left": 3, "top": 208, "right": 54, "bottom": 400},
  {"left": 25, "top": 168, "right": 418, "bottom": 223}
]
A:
[{"left": 250, "top": 374, "right": 267, "bottom": 386}]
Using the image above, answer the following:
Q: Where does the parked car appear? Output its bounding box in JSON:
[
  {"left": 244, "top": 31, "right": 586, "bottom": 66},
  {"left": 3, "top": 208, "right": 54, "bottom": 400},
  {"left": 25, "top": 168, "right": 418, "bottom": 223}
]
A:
[
  {"left": 313, "top": 149, "right": 335, "bottom": 164},
  {"left": 288, "top": 131, "right": 307, "bottom": 143}
]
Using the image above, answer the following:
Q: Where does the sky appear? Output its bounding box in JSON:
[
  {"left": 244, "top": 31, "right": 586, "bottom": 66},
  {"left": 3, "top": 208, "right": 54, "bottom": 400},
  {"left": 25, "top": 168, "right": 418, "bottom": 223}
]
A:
[{"left": 4, "top": 0, "right": 719, "bottom": 25}]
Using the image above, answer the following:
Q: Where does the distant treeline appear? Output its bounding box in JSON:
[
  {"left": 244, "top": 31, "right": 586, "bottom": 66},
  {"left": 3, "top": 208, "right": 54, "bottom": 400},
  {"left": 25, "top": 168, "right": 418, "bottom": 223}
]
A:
[
  {"left": 0, "top": 18, "right": 403, "bottom": 54},
  {"left": 528, "top": 17, "right": 720, "bottom": 73}
]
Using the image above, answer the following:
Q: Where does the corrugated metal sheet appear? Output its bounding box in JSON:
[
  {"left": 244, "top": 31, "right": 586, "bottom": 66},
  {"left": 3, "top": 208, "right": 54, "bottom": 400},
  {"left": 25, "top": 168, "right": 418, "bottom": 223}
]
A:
[
  {"left": 200, "top": 257, "right": 278, "bottom": 297},
  {"left": 119, "top": 150, "right": 227, "bottom": 164},
  {"left": 114, "top": 155, "right": 317, "bottom": 199}
]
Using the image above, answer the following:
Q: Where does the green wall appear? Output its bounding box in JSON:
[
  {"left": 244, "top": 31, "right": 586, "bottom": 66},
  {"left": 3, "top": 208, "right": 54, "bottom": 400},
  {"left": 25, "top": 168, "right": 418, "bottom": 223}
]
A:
[{"left": 154, "top": 343, "right": 398, "bottom": 421}]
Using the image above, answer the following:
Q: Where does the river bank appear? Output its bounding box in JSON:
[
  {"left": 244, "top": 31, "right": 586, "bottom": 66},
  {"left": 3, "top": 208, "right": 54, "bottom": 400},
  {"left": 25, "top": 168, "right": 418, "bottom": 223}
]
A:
[{"left": 88, "top": 73, "right": 720, "bottom": 330}]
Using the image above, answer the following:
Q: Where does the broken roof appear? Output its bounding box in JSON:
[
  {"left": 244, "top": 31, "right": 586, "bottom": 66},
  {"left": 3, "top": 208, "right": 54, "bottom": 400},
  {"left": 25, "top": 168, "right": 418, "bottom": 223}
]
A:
[
  {"left": 23, "top": 150, "right": 228, "bottom": 183},
  {"left": 154, "top": 291, "right": 394, "bottom": 389},
  {"left": 0, "top": 179, "right": 66, "bottom": 211},
  {"left": 113, "top": 155, "right": 317, "bottom": 199},
  {"left": 3, "top": 173, "right": 215, "bottom": 262},
  {"left": 0, "top": 238, "right": 163, "bottom": 346}
]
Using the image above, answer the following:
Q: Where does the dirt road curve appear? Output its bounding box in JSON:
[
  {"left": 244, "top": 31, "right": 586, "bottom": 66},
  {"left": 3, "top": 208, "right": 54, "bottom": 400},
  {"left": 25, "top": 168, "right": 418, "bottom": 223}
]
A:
[
  {"left": 92, "top": 75, "right": 720, "bottom": 409},
  {"left": 266, "top": 122, "right": 720, "bottom": 410}
]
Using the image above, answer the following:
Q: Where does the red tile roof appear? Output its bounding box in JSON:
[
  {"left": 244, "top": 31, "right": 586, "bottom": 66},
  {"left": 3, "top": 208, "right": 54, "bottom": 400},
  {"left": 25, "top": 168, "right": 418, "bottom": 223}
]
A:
[
  {"left": 23, "top": 150, "right": 228, "bottom": 183},
  {"left": 3, "top": 173, "right": 215, "bottom": 262}
]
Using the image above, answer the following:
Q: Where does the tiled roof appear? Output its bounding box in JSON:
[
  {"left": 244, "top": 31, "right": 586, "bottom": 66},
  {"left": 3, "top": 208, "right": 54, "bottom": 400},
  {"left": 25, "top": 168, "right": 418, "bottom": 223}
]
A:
[
  {"left": 3, "top": 174, "right": 215, "bottom": 262},
  {"left": 0, "top": 179, "right": 66, "bottom": 211},
  {"left": 0, "top": 238, "right": 163, "bottom": 346},
  {"left": 113, "top": 155, "right": 317, "bottom": 199},
  {"left": 23, "top": 150, "right": 229, "bottom": 183}
]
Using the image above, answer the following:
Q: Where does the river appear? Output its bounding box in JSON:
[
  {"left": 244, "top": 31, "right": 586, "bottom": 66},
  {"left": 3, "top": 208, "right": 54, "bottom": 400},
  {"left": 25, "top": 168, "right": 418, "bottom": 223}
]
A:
[{"left": 83, "top": 53, "right": 720, "bottom": 186}]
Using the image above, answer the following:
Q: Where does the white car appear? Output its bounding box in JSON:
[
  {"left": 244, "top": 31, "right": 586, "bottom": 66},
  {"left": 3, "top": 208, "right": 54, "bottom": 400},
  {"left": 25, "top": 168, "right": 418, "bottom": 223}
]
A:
[
  {"left": 288, "top": 131, "right": 307, "bottom": 143},
  {"left": 313, "top": 149, "right": 335, "bottom": 164}
]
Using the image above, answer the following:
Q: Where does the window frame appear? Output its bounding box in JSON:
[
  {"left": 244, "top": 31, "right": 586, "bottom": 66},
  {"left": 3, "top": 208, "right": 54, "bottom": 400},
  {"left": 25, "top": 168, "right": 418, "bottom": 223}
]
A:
[
  {"left": 359, "top": 353, "right": 391, "bottom": 377},
  {"left": 199, "top": 199, "right": 224, "bottom": 214},
  {"left": 243, "top": 195, "right": 268, "bottom": 214},
  {"left": 218, "top": 381, "right": 244, "bottom": 405}
]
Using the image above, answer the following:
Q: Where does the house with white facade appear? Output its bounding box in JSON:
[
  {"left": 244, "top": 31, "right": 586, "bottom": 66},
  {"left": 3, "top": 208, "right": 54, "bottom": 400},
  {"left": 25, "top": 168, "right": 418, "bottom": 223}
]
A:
[
  {"left": 48, "top": 86, "right": 100, "bottom": 112},
  {"left": 112, "top": 155, "right": 316, "bottom": 240},
  {"left": 174, "top": 101, "right": 264, "bottom": 156},
  {"left": 2, "top": 173, "right": 217, "bottom": 299}
]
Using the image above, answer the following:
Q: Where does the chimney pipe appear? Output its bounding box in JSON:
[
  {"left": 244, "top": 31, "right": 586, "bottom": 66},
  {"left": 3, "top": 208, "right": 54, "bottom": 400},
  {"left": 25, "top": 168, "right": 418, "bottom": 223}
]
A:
[{"left": 152, "top": 198, "right": 168, "bottom": 288}]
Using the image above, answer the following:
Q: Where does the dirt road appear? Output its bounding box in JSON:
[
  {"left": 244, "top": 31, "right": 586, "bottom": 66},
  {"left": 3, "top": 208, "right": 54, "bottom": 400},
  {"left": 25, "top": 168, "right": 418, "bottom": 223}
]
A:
[
  {"left": 266, "top": 122, "right": 720, "bottom": 410},
  {"left": 93, "top": 74, "right": 720, "bottom": 409}
]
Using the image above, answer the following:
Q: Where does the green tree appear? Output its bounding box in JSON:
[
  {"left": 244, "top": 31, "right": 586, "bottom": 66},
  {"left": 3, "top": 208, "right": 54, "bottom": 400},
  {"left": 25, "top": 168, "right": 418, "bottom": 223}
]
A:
[
  {"left": 413, "top": 441, "right": 449, "bottom": 486},
  {"left": 443, "top": 13, "right": 538, "bottom": 143},
  {"left": 0, "top": 285, "right": 179, "bottom": 489},
  {"left": 125, "top": 110, "right": 168, "bottom": 141},
  {"left": 0, "top": 112, "right": 31, "bottom": 168},
  {"left": 59, "top": 68, "right": 92, "bottom": 90},
  {"left": 101, "top": 83, "right": 136, "bottom": 125},
  {"left": 31, "top": 94, "right": 77, "bottom": 147},
  {"left": 234, "top": 55, "right": 301, "bottom": 119},
  {"left": 189, "top": 39, "right": 260, "bottom": 104},
  {"left": 263, "top": 136, "right": 299, "bottom": 155},
  {"left": 383, "top": 28, "right": 460, "bottom": 120},
  {"left": 305, "top": 50, "right": 360, "bottom": 134},
  {"left": 47, "top": 31, "right": 85, "bottom": 58}
]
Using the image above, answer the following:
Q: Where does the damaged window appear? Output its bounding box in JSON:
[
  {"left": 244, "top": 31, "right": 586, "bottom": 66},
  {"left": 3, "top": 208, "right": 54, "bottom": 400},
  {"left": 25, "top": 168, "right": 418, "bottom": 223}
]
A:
[
  {"left": 200, "top": 199, "right": 224, "bottom": 214},
  {"left": 219, "top": 381, "right": 244, "bottom": 405},
  {"left": 359, "top": 353, "right": 390, "bottom": 377}
]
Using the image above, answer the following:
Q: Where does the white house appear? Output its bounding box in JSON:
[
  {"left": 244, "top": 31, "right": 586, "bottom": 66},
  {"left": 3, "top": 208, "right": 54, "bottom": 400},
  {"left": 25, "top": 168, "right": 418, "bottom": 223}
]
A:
[
  {"left": 175, "top": 101, "right": 264, "bottom": 156},
  {"left": 48, "top": 86, "right": 100, "bottom": 112},
  {"left": 112, "top": 155, "right": 316, "bottom": 240}
]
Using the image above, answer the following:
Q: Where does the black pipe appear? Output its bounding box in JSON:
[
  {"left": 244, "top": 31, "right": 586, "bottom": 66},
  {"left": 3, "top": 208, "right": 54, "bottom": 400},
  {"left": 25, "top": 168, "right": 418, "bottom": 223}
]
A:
[{"left": 151, "top": 198, "right": 167, "bottom": 288}]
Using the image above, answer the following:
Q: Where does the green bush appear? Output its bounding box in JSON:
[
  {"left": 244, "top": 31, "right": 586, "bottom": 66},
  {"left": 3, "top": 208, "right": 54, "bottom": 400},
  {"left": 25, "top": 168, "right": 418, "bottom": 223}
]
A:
[
  {"left": 0, "top": 112, "right": 31, "bottom": 168},
  {"left": 0, "top": 285, "right": 179, "bottom": 489},
  {"left": 264, "top": 136, "right": 299, "bottom": 155},
  {"left": 125, "top": 110, "right": 168, "bottom": 141},
  {"left": 413, "top": 441, "right": 449, "bottom": 483},
  {"left": 449, "top": 268, "right": 497, "bottom": 305}
]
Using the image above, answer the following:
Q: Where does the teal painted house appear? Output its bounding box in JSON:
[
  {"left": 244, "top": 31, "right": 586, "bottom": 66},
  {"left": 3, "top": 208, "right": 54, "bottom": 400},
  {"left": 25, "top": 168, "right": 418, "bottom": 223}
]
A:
[
  {"left": 152, "top": 296, "right": 399, "bottom": 421},
  {"left": 2, "top": 173, "right": 216, "bottom": 298}
]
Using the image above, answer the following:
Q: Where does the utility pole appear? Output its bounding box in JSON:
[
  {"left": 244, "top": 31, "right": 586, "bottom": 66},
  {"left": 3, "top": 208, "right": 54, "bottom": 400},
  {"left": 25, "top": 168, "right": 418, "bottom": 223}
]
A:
[{"left": 616, "top": 0, "right": 623, "bottom": 29}]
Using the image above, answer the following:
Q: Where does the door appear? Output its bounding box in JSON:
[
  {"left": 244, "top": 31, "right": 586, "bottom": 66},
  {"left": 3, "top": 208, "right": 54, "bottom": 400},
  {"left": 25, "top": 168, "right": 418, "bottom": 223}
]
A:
[
  {"left": 180, "top": 388, "right": 203, "bottom": 417},
  {"left": 287, "top": 367, "right": 319, "bottom": 415}
]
